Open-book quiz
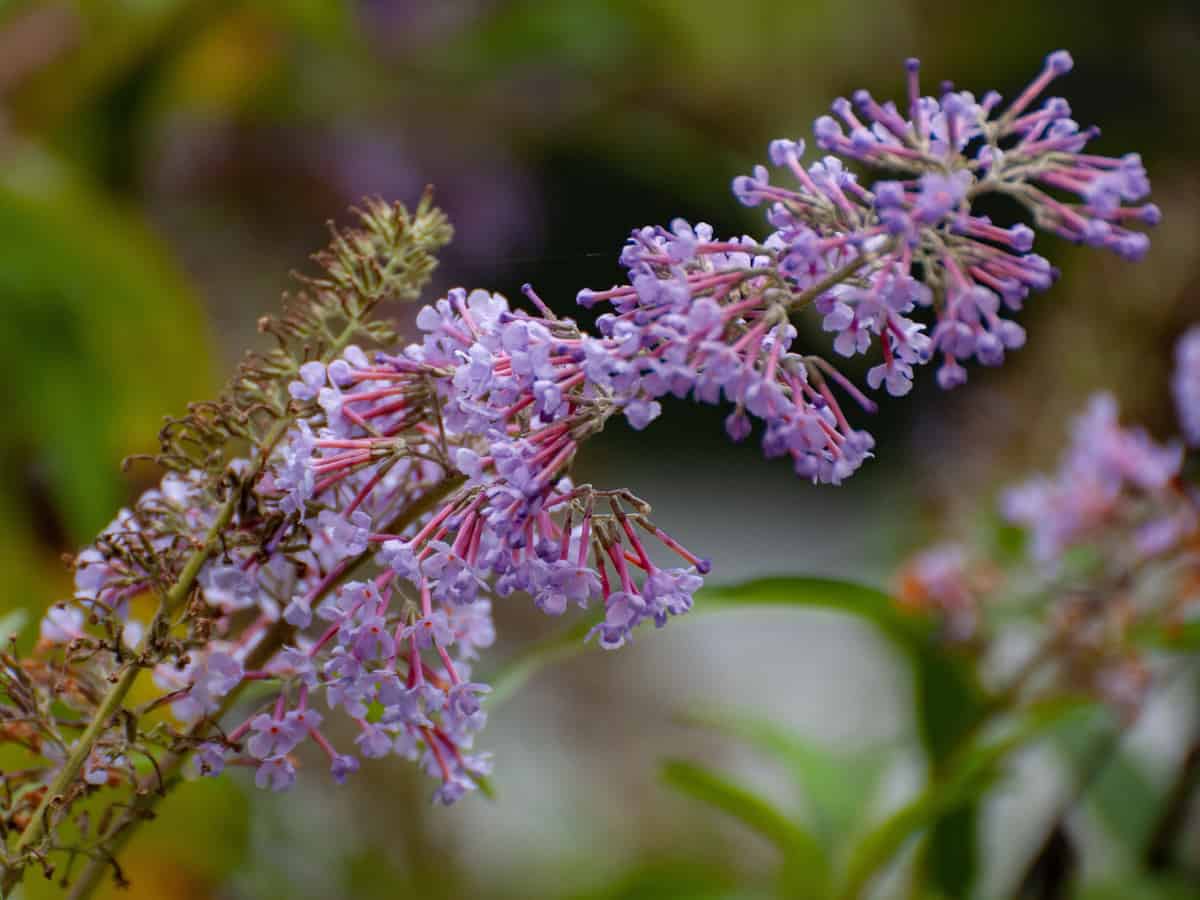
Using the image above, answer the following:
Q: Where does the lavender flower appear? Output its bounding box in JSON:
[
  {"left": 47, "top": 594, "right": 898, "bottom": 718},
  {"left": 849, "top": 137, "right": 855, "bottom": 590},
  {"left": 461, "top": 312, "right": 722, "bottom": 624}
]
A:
[
  {"left": 154, "top": 649, "right": 244, "bottom": 722},
  {"left": 246, "top": 713, "right": 306, "bottom": 759},
  {"left": 584, "top": 51, "right": 1155, "bottom": 483},
  {"left": 39, "top": 605, "right": 84, "bottom": 645},
  {"left": 194, "top": 742, "right": 227, "bottom": 778},
  {"left": 255, "top": 757, "right": 297, "bottom": 792},
  {"left": 1002, "top": 393, "right": 1183, "bottom": 564},
  {"left": 1173, "top": 326, "right": 1200, "bottom": 446}
]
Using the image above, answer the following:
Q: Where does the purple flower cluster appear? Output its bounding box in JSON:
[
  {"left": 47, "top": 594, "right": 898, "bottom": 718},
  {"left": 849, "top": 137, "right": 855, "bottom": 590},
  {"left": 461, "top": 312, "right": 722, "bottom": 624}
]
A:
[
  {"left": 897, "top": 330, "right": 1200, "bottom": 723},
  {"left": 67, "top": 470, "right": 217, "bottom": 624},
  {"left": 176, "top": 288, "right": 710, "bottom": 802},
  {"left": 194, "top": 582, "right": 495, "bottom": 802},
  {"left": 579, "top": 230, "right": 878, "bottom": 483},
  {"left": 31, "top": 50, "right": 1158, "bottom": 809},
  {"left": 1002, "top": 394, "right": 1186, "bottom": 564},
  {"left": 575, "top": 50, "right": 1155, "bottom": 481}
]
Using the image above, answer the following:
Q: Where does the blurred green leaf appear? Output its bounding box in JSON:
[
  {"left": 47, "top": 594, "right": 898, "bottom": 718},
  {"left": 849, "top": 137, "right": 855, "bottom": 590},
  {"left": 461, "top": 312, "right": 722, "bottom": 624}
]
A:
[
  {"left": 680, "top": 709, "right": 889, "bottom": 852},
  {"left": 491, "top": 577, "right": 987, "bottom": 756},
  {"left": 562, "top": 858, "right": 758, "bottom": 900},
  {"left": 697, "top": 579, "right": 986, "bottom": 763},
  {"left": 434, "top": 1, "right": 646, "bottom": 80},
  {"left": 136, "top": 775, "right": 250, "bottom": 881},
  {"left": 1132, "top": 619, "right": 1200, "bottom": 651},
  {"left": 0, "top": 144, "right": 213, "bottom": 544},
  {"left": 839, "top": 697, "right": 1093, "bottom": 900},
  {"left": 660, "top": 759, "right": 830, "bottom": 898},
  {"left": 976, "top": 505, "right": 1027, "bottom": 569},
  {"left": 261, "top": 0, "right": 351, "bottom": 44},
  {"left": 700, "top": 578, "right": 989, "bottom": 895},
  {"left": 488, "top": 620, "right": 590, "bottom": 708},
  {"left": 1053, "top": 708, "right": 1162, "bottom": 858},
  {"left": 10, "top": 0, "right": 216, "bottom": 133},
  {"left": 1075, "top": 875, "right": 1200, "bottom": 900},
  {"left": 490, "top": 578, "right": 989, "bottom": 896},
  {"left": 1087, "top": 751, "right": 1161, "bottom": 857},
  {"left": 924, "top": 806, "right": 977, "bottom": 900},
  {"left": 469, "top": 770, "right": 497, "bottom": 801}
]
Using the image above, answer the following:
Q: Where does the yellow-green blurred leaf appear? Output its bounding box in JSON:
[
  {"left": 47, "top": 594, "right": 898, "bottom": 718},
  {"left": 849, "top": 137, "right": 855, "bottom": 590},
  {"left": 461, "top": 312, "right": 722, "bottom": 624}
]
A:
[{"left": 0, "top": 142, "right": 213, "bottom": 560}]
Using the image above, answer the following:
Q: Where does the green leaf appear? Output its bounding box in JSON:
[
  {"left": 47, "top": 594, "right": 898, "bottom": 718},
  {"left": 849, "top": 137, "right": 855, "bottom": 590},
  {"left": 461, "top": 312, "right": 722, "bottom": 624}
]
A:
[
  {"left": 433, "top": 0, "right": 645, "bottom": 80},
  {"left": 838, "top": 697, "right": 1091, "bottom": 900},
  {"left": 468, "top": 771, "right": 497, "bottom": 801},
  {"left": 1088, "top": 750, "right": 1160, "bottom": 856},
  {"left": 487, "top": 619, "right": 591, "bottom": 708},
  {"left": 1076, "top": 875, "right": 1200, "bottom": 900},
  {"left": 982, "top": 515, "right": 1028, "bottom": 568},
  {"left": 1052, "top": 707, "right": 1162, "bottom": 857},
  {"left": 0, "top": 145, "right": 214, "bottom": 542},
  {"left": 560, "top": 858, "right": 754, "bottom": 900},
  {"left": 680, "top": 709, "right": 889, "bottom": 851},
  {"left": 9, "top": 0, "right": 236, "bottom": 137},
  {"left": 660, "top": 758, "right": 830, "bottom": 897},
  {"left": 698, "top": 578, "right": 985, "bottom": 763},
  {"left": 701, "top": 578, "right": 988, "bottom": 896},
  {"left": 924, "top": 805, "right": 977, "bottom": 897},
  {"left": 1130, "top": 619, "right": 1200, "bottom": 651},
  {"left": 490, "top": 577, "right": 987, "bottom": 756},
  {"left": 487, "top": 578, "right": 988, "bottom": 896}
]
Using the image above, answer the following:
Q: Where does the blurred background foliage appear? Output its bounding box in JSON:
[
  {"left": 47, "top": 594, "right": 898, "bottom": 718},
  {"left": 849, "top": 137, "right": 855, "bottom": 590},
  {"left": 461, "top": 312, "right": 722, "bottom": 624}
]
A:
[{"left": 1, "top": 0, "right": 1199, "bottom": 898}]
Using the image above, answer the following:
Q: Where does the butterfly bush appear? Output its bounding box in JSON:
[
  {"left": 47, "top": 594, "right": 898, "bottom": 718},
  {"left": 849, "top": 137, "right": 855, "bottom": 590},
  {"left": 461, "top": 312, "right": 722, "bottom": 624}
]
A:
[
  {"left": 0, "top": 50, "right": 1157, "bottom": 894},
  {"left": 899, "top": 336, "right": 1200, "bottom": 721}
]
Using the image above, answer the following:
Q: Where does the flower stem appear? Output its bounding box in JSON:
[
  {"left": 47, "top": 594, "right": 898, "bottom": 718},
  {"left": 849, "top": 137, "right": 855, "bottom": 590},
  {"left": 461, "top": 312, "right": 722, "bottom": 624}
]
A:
[
  {"left": 61, "top": 618, "right": 294, "bottom": 900},
  {"left": 1, "top": 665, "right": 138, "bottom": 895},
  {"left": 783, "top": 248, "right": 879, "bottom": 313},
  {"left": 836, "top": 641, "right": 1055, "bottom": 900}
]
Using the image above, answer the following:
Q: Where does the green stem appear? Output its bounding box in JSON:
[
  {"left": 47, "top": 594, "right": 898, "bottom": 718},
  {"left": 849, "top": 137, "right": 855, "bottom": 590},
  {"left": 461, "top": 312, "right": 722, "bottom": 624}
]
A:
[
  {"left": 837, "top": 721, "right": 1039, "bottom": 900},
  {"left": 62, "top": 618, "right": 295, "bottom": 900},
  {"left": 837, "top": 644, "right": 1057, "bottom": 900},
  {"left": 2, "top": 666, "right": 139, "bottom": 893},
  {"left": 783, "top": 249, "right": 879, "bottom": 314},
  {"left": 0, "top": 478, "right": 252, "bottom": 897}
]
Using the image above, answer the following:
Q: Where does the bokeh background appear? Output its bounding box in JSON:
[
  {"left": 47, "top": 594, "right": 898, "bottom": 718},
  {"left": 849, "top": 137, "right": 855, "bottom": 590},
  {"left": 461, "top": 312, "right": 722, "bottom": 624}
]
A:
[{"left": 2, "top": 1, "right": 1200, "bottom": 897}]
